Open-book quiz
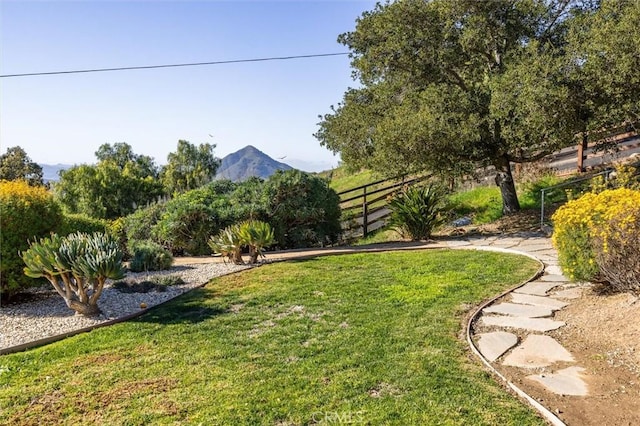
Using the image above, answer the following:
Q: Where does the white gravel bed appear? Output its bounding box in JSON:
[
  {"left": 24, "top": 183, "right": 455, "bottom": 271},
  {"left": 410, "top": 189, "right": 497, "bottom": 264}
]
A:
[{"left": 0, "top": 262, "right": 250, "bottom": 351}]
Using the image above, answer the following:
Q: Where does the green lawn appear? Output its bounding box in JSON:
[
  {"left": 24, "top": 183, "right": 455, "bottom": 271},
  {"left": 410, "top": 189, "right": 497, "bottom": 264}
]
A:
[{"left": 0, "top": 250, "right": 544, "bottom": 425}]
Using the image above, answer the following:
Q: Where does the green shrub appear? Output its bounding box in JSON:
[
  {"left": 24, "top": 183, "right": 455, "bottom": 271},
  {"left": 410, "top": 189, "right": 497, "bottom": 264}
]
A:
[
  {"left": 552, "top": 188, "right": 640, "bottom": 285},
  {"left": 152, "top": 184, "right": 242, "bottom": 255},
  {"left": 590, "top": 203, "right": 640, "bottom": 293},
  {"left": 128, "top": 240, "right": 174, "bottom": 272},
  {"left": 389, "top": 183, "right": 447, "bottom": 240},
  {"left": 21, "top": 232, "right": 125, "bottom": 316},
  {"left": 123, "top": 202, "right": 166, "bottom": 244},
  {"left": 58, "top": 213, "right": 107, "bottom": 236},
  {"left": 262, "top": 170, "right": 341, "bottom": 249},
  {"left": 0, "top": 180, "right": 63, "bottom": 297}
]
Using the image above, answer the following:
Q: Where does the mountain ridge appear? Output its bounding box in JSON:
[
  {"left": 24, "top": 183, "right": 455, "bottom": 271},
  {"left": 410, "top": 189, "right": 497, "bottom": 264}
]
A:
[{"left": 215, "top": 145, "right": 293, "bottom": 181}]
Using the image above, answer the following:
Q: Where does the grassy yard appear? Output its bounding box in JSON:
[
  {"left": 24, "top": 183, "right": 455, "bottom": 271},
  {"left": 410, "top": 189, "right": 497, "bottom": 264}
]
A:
[{"left": 0, "top": 250, "right": 544, "bottom": 425}]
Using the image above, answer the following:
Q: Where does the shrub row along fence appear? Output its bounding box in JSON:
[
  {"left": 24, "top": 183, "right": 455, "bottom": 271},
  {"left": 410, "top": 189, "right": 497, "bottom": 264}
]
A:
[{"left": 337, "top": 174, "right": 432, "bottom": 240}]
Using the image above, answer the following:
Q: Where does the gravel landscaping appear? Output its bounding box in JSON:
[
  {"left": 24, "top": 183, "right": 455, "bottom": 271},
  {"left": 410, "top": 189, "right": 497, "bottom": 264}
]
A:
[{"left": 0, "top": 262, "right": 250, "bottom": 351}]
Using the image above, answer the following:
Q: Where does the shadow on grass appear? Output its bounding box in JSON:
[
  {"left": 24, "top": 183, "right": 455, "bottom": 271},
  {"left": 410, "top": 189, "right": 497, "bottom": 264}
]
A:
[{"left": 133, "top": 287, "right": 227, "bottom": 325}]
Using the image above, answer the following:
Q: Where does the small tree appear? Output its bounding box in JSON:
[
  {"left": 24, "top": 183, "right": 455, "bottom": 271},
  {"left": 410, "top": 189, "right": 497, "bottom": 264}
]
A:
[
  {"left": 21, "top": 232, "right": 125, "bottom": 316},
  {"left": 0, "top": 146, "right": 43, "bottom": 186}
]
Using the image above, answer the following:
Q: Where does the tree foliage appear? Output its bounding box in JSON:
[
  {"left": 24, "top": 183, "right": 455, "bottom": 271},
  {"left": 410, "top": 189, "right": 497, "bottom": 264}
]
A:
[
  {"left": 54, "top": 143, "right": 164, "bottom": 219},
  {"left": 0, "top": 146, "right": 43, "bottom": 186},
  {"left": 161, "top": 140, "right": 221, "bottom": 195},
  {"left": 316, "top": 0, "right": 637, "bottom": 215}
]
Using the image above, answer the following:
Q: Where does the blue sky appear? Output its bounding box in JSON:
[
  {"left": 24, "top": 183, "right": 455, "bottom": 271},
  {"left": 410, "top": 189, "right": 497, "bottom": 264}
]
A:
[{"left": 0, "top": 0, "right": 376, "bottom": 171}]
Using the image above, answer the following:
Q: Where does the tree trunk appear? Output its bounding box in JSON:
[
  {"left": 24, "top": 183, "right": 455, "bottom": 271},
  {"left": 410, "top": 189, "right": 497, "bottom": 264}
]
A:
[
  {"left": 494, "top": 155, "right": 520, "bottom": 215},
  {"left": 68, "top": 299, "right": 101, "bottom": 316}
]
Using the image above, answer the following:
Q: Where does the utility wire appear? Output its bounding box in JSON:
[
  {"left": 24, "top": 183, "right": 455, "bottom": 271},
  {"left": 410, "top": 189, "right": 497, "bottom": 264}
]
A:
[{"left": 0, "top": 52, "right": 350, "bottom": 78}]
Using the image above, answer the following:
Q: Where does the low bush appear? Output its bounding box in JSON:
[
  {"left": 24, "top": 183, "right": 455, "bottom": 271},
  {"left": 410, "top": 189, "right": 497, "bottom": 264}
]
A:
[
  {"left": 552, "top": 188, "right": 640, "bottom": 289},
  {"left": 590, "top": 202, "right": 640, "bottom": 293},
  {"left": 389, "top": 183, "right": 447, "bottom": 240},
  {"left": 58, "top": 213, "right": 107, "bottom": 236},
  {"left": 128, "top": 240, "right": 174, "bottom": 272},
  {"left": 262, "top": 170, "right": 341, "bottom": 249},
  {"left": 0, "top": 180, "right": 63, "bottom": 297}
]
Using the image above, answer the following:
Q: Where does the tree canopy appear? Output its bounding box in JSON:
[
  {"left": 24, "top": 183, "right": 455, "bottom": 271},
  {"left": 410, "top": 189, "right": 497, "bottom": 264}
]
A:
[
  {"left": 161, "top": 140, "right": 221, "bottom": 195},
  {"left": 54, "top": 143, "right": 164, "bottom": 219},
  {"left": 316, "top": 0, "right": 639, "bottom": 214},
  {"left": 0, "top": 146, "right": 44, "bottom": 186}
]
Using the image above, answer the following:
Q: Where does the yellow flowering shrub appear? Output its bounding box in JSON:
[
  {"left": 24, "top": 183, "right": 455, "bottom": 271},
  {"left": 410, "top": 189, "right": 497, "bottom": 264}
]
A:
[
  {"left": 552, "top": 188, "right": 640, "bottom": 289},
  {"left": 0, "top": 180, "right": 62, "bottom": 296}
]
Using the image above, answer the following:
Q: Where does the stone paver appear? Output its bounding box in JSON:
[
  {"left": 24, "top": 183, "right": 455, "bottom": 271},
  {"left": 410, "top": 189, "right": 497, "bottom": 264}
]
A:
[
  {"left": 482, "top": 302, "right": 553, "bottom": 318},
  {"left": 539, "top": 274, "right": 569, "bottom": 282},
  {"left": 502, "top": 335, "right": 574, "bottom": 368},
  {"left": 481, "top": 315, "right": 566, "bottom": 332},
  {"left": 527, "top": 366, "right": 588, "bottom": 396},
  {"left": 551, "top": 288, "right": 583, "bottom": 299},
  {"left": 476, "top": 331, "right": 519, "bottom": 362},
  {"left": 513, "top": 281, "right": 562, "bottom": 296},
  {"left": 544, "top": 265, "right": 563, "bottom": 275},
  {"left": 510, "top": 293, "right": 568, "bottom": 310}
]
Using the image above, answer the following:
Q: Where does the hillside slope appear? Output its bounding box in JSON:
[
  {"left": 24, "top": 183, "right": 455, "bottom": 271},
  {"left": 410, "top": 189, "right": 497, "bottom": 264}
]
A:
[{"left": 216, "top": 145, "right": 292, "bottom": 181}]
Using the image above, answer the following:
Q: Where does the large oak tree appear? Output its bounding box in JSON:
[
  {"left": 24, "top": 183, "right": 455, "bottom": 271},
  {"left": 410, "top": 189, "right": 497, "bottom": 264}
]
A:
[{"left": 316, "top": 0, "right": 637, "bottom": 214}]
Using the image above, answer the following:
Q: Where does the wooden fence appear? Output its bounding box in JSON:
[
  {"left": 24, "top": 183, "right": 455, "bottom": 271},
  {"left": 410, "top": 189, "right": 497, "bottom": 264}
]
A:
[{"left": 337, "top": 174, "right": 432, "bottom": 240}]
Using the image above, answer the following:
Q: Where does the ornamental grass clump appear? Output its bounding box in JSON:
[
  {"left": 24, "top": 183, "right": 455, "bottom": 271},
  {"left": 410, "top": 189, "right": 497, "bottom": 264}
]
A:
[
  {"left": 552, "top": 188, "right": 640, "bottom": 291},
  {"left": 21, "top": 232, "right": 125, "bottom": 316}
]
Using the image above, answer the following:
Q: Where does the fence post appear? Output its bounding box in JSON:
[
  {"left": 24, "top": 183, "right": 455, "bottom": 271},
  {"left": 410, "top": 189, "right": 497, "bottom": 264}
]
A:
[
  {"left": 362, "top": 186, "right": 368, "bottom": 238},
  {"left": 577, "top": 133, "right": 588, "bottom": 173},
  {"left": 540, "top": 189, "right": 545, "bottom": 230}
]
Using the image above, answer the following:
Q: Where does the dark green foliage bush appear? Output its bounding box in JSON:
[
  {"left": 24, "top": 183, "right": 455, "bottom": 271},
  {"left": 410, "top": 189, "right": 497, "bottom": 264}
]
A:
[
  {"left": 389, "top": 183, "right": 446, "bottom": 240},
  {"left": 152, "top": 188, "right": 235, "bottom": 255},
  {"left": 262, "top": 170, "right": 341, "bottom": 249},
  {"left": 0, "top": 180, "right": 63, "bottom": 296},
  {"left": 128, "top": 240, "right": 174, "bottom": 272},
  {"left": 123, "top": 202, "right": 166, "bottom": 244},
  {"left": 58, "top": 213, "right": 107, "bottom": 236}
]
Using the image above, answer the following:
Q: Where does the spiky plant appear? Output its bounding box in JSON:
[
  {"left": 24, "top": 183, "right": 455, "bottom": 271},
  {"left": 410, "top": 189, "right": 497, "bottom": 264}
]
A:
[
  {"left": 208, "top": 224, "right": 245, "bottom": 265},
  {"left": 239, "top": 220, "right": 275, "bottom": 264},
  {"left": 21, "top": 232, "right": 125, "bottom": 316},
  {"left": 388, "top": 183, "right": 447, "bottom": 241}
]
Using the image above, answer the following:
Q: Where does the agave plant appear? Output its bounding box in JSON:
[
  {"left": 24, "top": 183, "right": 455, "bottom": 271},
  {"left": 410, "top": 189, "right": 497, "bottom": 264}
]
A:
[
  {"left": 239, "top": 220, "right": 275, "bottom": 264},
  {"left": 208, "top": 224, "right": 245, "bottom": 265},
  {"left": 21, "top": 232, "right": 125, "bottom": 316}
]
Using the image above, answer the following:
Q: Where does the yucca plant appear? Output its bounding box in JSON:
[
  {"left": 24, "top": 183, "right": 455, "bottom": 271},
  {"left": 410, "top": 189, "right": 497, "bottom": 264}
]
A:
[
  {"left": 21, "top": 232, "right": 125, "bottom": 316},
  {"left": 208, "top": 224, "right": 245, "bottom": 265},
  {"left": 239, "top": 220, "right": 275, "bottom": 264},
  {"left": 388, "top": 183, "right": 447, "bottom": 240}
]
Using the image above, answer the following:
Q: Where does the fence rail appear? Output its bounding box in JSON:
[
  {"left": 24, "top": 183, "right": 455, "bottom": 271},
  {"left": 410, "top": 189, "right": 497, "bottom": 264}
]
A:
[{"left": 337, "top": 174, "right": 432, "bottom": 240}]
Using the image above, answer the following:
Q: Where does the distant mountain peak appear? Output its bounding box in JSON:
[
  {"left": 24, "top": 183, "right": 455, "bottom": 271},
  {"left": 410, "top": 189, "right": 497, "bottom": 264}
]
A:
[{"left": 216, "top": 145, "right": 293, "bottom": 182}]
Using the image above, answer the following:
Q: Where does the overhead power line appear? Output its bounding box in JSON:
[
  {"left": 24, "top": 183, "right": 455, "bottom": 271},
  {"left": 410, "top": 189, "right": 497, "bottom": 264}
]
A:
[{"left": 0, "top": 52, "right": 350, "bottom": 78}]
